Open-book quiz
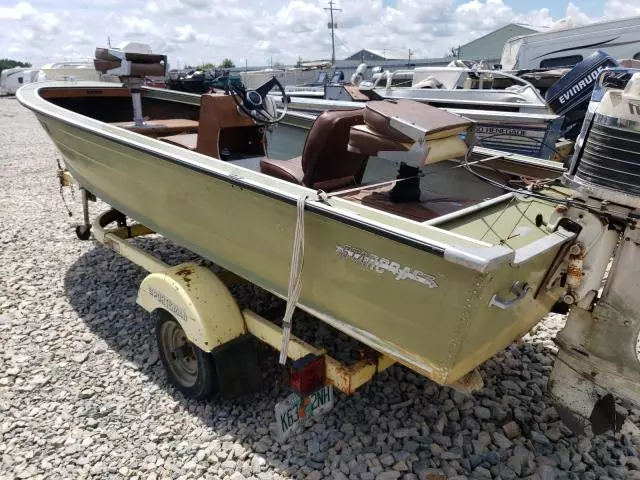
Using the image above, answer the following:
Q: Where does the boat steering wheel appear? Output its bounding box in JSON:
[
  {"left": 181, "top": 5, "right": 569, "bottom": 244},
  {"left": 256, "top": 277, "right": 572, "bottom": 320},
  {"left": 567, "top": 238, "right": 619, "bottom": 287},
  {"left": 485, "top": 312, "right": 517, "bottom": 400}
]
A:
[{"left": 229, "top": 76, "right": 287, "bottom": 125}]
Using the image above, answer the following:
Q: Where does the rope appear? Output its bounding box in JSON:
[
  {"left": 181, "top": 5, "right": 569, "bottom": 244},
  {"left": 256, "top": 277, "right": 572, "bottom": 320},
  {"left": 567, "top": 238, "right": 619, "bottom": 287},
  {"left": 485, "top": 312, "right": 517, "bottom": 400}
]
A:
[{"left": 279, "top": 194, "right": 308, "bottom": 365}]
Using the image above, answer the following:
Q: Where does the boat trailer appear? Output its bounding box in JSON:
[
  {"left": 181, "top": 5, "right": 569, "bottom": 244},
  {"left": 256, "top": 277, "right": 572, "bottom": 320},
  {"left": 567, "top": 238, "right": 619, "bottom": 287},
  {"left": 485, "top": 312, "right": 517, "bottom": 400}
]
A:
[{"left": 62, "top": 152, "right": 640, "bottom": 438}]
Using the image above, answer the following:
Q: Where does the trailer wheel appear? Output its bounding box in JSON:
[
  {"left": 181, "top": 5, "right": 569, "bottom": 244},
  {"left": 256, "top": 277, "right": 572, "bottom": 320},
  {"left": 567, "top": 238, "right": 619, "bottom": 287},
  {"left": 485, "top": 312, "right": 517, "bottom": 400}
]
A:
[{"left": 156, "top": 310, "right": 217, "bottom": 399}]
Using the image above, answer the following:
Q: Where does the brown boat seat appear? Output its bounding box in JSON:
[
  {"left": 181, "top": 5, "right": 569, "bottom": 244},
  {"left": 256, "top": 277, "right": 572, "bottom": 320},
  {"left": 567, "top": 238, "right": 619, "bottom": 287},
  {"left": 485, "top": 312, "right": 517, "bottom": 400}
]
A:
[
  {"left": 94, "top": 47, "right": 167, "bottom": 77},
  {"left": 363, "top": 100, "right": 473, "bottom": 142},
  {"left": 347, "top": 124, "right": 409, "bottom": 156},
  {"left": 260, "top": 109, "right": 368, "bottom": 190},
  {"left": 259, "top": 157, "right": 305, "bottom": 184},
  {"left": 348, "top": 100, "right": 473, "bottom": 166},
  {"left": 159, "top": 133, "right": 198, "bottom": 150}
]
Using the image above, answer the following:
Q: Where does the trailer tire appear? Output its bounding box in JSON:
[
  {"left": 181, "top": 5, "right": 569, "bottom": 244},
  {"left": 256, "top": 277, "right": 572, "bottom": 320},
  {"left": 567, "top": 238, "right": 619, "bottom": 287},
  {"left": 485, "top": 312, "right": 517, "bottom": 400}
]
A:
[{"left": 155, "top": 310, "right": 217, "bottom": 400}]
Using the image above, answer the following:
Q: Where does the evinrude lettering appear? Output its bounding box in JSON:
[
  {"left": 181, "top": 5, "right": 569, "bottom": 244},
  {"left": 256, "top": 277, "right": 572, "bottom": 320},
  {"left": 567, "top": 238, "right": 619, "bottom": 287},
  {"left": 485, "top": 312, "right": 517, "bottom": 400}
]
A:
[
  {"left": 558, "top": 66, "right": 604, "bottom": 105},
  {"left": 336, "top": 245, "right": 438, "bottom": 288},
  {"left": 148, "top": 286, "right": 188, "bottom": 321}
]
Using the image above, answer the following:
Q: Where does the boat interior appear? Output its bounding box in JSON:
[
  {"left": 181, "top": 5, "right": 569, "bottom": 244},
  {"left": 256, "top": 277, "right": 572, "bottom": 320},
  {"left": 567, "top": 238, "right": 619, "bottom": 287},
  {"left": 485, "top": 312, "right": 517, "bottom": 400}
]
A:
[{"left": 39, "top": 48, "right": 567, "bottom": 248}]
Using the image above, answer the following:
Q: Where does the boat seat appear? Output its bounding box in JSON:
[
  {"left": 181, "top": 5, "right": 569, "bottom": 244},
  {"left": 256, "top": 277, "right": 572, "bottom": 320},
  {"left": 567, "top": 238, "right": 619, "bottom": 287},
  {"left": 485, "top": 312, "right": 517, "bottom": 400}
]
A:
[
  {"left": 94, "top": 47, "right": 167, "bottom": 77},
  {"left": 259, "top": 157, "right": 305, "bottom": 184},
  {"left": 348, "top": 124, "right": 409, "bottom": 156},
  {"left": 260, "top": 109, "right": 368, "bottom": 191},
  {"left": 159, "top": 133, "right": 198, "bottom": 150},
  {"left": 347, "top": 100, "right": 473, "bottom": 167},
  {"left": 112, "top": 118, "right": 199, "bottom": 137}
]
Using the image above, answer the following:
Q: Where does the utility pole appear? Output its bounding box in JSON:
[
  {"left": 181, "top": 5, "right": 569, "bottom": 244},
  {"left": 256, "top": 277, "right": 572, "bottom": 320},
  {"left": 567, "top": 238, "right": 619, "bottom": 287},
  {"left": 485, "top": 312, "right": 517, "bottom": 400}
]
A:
[
  {"left": 107, "top": 36, "right": 111, "bottom": 47},
  {"left": 324, "top": 0, "right": 341, "bottom": 65}
]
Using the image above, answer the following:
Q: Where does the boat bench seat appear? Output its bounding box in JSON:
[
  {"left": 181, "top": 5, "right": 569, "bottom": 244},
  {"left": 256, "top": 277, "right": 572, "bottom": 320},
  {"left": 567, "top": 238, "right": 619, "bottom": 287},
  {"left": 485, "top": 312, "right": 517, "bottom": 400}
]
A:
[
  {"left": 347, "top": 100, "right": 473, "bottom": 167},
  {"left": 112, "top": 119, "right": 199, "bottom": 137},
  {"left": 159, "top": 133, "right": 198, "bottom": 150},
  {"left": 348, "top": 125, "right": 410, "bottom": 156}
]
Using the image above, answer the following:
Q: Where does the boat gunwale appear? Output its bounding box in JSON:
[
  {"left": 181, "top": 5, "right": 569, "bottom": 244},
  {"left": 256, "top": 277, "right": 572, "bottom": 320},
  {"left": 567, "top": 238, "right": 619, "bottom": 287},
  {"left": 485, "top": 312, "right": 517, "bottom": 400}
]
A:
[{"left": 18, "top": 81, "right": 568, "bottom": 272}]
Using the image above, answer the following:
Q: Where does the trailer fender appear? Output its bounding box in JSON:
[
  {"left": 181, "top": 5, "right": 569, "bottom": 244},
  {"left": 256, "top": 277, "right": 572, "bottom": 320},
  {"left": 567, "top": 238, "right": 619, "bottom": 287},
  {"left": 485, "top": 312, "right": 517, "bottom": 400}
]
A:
[{"left": 137, "top": 262, "right": 245, "bottom": 351}]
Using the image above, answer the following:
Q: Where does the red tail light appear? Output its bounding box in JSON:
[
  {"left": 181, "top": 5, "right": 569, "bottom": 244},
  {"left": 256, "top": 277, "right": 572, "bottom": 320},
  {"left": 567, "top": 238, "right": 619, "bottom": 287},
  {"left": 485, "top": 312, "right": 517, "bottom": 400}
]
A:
[{"left": 290, "top": 354, "right": 325, "bottom": 397}]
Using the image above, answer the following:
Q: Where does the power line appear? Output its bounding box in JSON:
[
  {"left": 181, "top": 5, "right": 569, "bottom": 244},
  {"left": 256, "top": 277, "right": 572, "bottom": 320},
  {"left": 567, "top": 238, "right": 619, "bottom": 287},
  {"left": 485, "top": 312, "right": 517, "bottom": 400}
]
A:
[{"left": 324, "top": 0, "right": 342, "bottom": 65}]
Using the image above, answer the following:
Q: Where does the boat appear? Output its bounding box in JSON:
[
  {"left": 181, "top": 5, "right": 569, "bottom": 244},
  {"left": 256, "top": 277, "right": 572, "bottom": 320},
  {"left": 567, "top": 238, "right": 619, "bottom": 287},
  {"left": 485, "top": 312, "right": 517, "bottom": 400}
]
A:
[
  {"left": 277, "top": 96, "right": 568, "bottom": 161},
  {"left": 17, "top": 44, "right": 640, "bottom": 434},
  {"left": 240, "top": 68, "right": 286, "bottom": 89},
  {"left": 276, "top": 51, "right": 631, "bottom": 162},
  {"left": 167, "top": 68, "right": 241, "bottom": 93},
  {"left": 355, "top": 63, "right": 549, "bottom": 114},
  {"left": 283, "top": 69, "right": 345, "bottom": 98},
  {"left": 37, "top": 61, "right": 102, "bottom": 82},
  {"left": 241, "top": 63, "right": 332, "bottom": 90}
]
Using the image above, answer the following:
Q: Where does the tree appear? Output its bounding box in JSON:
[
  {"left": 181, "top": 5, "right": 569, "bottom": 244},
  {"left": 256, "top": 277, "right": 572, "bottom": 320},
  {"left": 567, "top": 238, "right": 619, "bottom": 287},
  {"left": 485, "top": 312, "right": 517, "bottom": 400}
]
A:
[
  {"left": 0, "top": 58, "right": 32, "bottom": 74},
  {"left": 220, "top": 58, "right": 235, "bottom": 68},
  {"left": 200, "top": 62, "right": 215, "bottom": 70},
  {"left": 447, "top": 46, "right": 459, "bottom": 58}
]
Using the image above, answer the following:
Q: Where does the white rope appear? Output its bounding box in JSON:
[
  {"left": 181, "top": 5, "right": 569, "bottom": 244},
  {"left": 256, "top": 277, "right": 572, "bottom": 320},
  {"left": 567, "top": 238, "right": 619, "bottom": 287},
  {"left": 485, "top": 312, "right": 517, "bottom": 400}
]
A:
[{"left": 278, "top": 195, "right": 308, "bottom": 365}]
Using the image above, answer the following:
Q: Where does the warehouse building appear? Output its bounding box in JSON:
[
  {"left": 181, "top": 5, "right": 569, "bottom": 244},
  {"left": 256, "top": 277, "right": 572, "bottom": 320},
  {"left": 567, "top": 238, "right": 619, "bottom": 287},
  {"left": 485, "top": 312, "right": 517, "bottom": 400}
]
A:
[{"left": 456, "top": 23, "right": 539, "bottom": 65}]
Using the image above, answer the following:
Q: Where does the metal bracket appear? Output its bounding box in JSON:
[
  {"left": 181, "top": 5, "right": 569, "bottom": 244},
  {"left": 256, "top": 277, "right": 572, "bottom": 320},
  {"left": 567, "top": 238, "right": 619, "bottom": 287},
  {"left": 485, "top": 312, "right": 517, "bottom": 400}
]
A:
[{"left": 488, "top": 281, "right": 530, "bottom": 309}]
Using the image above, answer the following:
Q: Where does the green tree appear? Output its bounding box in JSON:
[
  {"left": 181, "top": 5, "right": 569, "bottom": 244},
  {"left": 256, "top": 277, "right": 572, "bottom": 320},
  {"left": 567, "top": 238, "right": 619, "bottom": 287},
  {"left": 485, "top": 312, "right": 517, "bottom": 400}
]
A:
[
  {"left": 201, "top": 62, "right": 215, "bottom": 70},
  {"left": 0, "top": 58, "right": 32, "bottom": 74},
  {"left": 220, "top": 58, "right": 235, "bottom": 68}
]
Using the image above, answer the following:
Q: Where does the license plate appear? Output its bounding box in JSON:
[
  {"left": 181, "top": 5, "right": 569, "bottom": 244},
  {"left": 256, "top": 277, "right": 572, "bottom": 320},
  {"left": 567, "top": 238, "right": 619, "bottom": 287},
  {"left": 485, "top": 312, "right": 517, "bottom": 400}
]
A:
[{"left": 274, "top": 385, "right": 334, "bottom": 440}]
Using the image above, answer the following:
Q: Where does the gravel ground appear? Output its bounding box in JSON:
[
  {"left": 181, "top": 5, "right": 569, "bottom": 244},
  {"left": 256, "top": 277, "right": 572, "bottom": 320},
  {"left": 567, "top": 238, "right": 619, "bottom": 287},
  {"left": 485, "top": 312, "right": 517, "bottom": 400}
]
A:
[{"left": 1, "top": 95, "right": 639, "bottom": 480}]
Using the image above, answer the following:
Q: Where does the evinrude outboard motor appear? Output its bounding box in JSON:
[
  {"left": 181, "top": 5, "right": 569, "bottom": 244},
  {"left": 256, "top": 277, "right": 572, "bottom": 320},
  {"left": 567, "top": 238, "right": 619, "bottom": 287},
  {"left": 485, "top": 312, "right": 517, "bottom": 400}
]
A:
[
  {"left": 545, "top": 51, "right": 619, "bottom": 141},
  {"left": 549, "top": 67, "right": 640, "bottom": 435}
]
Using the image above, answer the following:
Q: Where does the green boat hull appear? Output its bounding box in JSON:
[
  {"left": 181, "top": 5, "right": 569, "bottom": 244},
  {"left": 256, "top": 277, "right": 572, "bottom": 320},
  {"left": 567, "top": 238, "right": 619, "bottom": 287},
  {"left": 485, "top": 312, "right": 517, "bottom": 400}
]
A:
[{"left": 19, "top": 82, "right": 572, "bottom": 385}]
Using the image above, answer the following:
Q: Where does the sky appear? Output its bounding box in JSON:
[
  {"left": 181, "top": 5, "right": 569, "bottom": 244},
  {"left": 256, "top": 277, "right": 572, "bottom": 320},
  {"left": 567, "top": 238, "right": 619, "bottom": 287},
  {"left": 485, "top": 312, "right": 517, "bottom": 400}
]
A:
[{"left": 0, "top": 0, "right": 639, "bottom": 68}]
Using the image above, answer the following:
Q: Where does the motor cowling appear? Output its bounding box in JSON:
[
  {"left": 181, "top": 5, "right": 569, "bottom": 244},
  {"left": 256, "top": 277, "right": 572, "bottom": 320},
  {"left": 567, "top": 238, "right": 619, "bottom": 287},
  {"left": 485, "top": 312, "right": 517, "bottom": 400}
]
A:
[
  {"left": 564, "top": 68, "right": 640, "bottom": 206},
  {"left": 545, "top": 51, "right": 619, "bottom": 140}
]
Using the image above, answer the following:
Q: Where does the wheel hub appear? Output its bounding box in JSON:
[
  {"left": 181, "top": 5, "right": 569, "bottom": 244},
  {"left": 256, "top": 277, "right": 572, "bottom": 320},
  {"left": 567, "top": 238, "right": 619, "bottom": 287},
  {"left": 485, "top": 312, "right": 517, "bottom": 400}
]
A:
[{"left": 161, "top": 321, "right": 198, "bottom": 387}]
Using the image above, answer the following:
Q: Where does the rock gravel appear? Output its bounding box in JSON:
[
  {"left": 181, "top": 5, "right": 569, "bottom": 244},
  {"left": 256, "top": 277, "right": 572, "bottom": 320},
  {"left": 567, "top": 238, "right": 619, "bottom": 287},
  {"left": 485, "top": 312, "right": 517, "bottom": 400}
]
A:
[{"left": 1, "top": 96, "right": 640, "bottom": 480}]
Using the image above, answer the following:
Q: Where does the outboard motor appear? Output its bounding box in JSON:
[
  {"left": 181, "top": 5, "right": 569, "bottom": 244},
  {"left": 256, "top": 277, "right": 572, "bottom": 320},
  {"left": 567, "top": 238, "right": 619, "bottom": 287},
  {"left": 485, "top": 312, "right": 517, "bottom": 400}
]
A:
[
  {"left": 549, "top": 68, "right": 640, "bottom": 435},
  {"left": 545, "top": 51, "right": 619, "bottom": 140}
]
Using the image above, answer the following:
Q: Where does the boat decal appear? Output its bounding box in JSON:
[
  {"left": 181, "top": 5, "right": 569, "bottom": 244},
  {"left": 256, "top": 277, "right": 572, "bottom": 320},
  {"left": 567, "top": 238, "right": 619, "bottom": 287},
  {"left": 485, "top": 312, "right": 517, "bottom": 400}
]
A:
[
  {"left": 336, "top": 244, "right": 438, "bottom": 288},
  {"left": 556, "top": 66, "right": 607, "bottom": 107},
  {"left": 147, "top": 286, "right": 189, "bottom": 322},
  {"left": 477, "top": 126, "right": 528, "bottom": 137}
]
